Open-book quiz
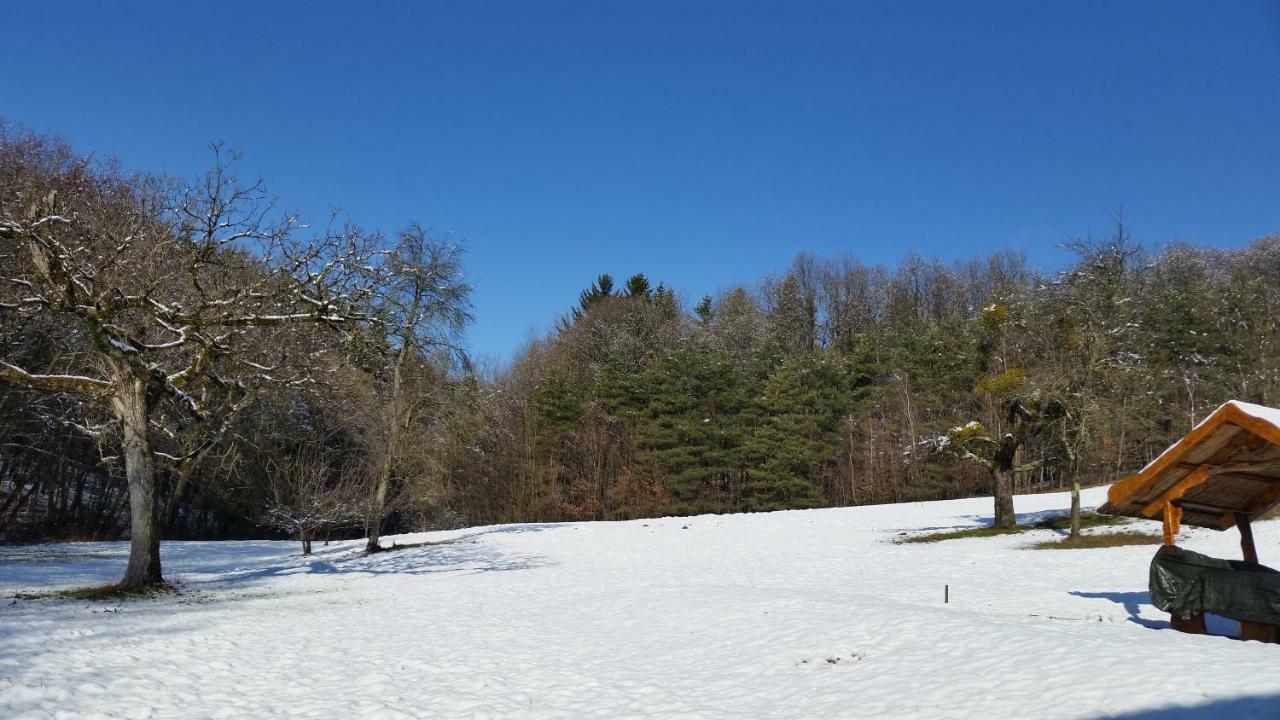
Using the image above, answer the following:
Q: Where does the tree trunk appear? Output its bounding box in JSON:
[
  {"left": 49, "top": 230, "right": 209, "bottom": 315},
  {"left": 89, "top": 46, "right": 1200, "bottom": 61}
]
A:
[
  {"left": 366, "top": 454, "right": 392, "bottom": 553},
  {"left": 162, "top": 463, "right": 197, "bottom": 537},
  {"left": 992, "top": 466, "right": 1016, "bottom": 529},
  {"left": 366, "top": 356, "right": 406, "bottom": 553},
  {"left": 990, "top": 433, "right": 1024, "bottom": 530},
  {"left": 1069, "top": 479, "right": 1082, "bottom": 540},
  {"left": 115, "top": 378, "right": 163, "bottom": 589}
]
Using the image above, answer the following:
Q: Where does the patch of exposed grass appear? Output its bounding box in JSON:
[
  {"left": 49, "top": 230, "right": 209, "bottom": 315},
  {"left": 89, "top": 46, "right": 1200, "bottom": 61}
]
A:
[
  {"left": 896, "top": 526, "right": 1026, "bottom": 543},
  {"left": 1030, "top": 513, "right": 1129, "bottom": 532},
  {"left": 51, "top": 581, "right": 180, "bottom": 601},
  {"left": 897, "top": 512, "right": 1129, "bottom": 544},
  {"left": 1028, "top": 531, "right": 1162, "bottom": 550}
]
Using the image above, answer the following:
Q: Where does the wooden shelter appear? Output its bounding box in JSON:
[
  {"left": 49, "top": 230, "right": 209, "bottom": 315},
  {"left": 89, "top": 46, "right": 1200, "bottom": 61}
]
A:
[{"left": 1101, "top": 400, "right": 1280, "bottom": 639}]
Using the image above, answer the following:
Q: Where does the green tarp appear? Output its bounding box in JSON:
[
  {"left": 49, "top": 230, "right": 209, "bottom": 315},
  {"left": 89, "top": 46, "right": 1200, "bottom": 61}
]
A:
[{"left": 1149, "top": 545, "right": 1280, "bottom": 625}]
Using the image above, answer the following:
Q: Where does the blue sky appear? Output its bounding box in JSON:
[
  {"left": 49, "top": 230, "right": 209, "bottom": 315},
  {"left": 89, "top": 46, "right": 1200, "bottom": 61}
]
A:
[{"left": 4, "top": 1, "right": 1279, "bottom": 362}]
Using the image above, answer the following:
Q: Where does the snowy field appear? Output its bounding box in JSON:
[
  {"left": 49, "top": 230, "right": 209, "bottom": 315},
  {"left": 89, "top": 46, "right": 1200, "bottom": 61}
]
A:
[{"left": 3, "top": 486, "right": 1279, "bottom": 719}]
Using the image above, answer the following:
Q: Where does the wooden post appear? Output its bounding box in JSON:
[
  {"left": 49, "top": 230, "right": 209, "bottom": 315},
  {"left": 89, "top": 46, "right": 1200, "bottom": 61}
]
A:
[
  {"left": 1239, "top": 623, "right": 1279, "bottom": 643},
  {"left": 1163, "top": 502, "right": 1194, "bottom": 631},
  {"left": 1234, "top": 511, "right": 1259, "bottom": 564},
  {"left": 1171, "top": 613, "right": 1207, "bottom": 635},
  {"left": 1162, "top": 502, "right": 1182, "bottom": 546},
  {"left": 1231, "top": 511, "right": 1279, "bottom": 643}
]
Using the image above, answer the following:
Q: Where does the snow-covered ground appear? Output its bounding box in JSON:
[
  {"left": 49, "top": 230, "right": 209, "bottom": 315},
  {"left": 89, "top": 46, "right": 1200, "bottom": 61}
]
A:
[{"left": 3, "top": 487, "right": 1279, "bottom": 719}]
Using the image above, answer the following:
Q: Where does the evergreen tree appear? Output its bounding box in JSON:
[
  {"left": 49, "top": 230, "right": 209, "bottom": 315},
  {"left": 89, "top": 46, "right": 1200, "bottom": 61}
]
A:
[
  {"left": 624, "top": 273, "right": 651, "bottom": 297},
  {"left": 576, "top": 274, "right": 615, "bottom": 314},
  {"left": 694, "top": 295, "right": 714, "bottom": 324}
]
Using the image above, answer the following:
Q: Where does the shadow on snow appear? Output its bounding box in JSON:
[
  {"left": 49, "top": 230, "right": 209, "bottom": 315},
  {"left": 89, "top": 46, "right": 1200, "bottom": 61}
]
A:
[
  {"left": 0, "top": 523, "right": 561, "bottom": 594},
  {"left": 1070, "top": 590, "right": 1240, "bottom": 636},
  {"left": 1089, "top": 694, "right": 1280, "bottom": 719},
  {"left": 889, "top": 507, "right": 1099, "bottom": 535},
  {"left": 220, "top": 525, "right": 561, "bottom": 584},
  {"left": 1070, "top": 590, "right": 1168, "bottom": 629}
]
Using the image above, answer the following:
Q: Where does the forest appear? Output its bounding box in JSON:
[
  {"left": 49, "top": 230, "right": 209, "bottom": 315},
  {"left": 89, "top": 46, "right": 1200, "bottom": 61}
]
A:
[{"left": 3, "top": 126, "right": 1279, "bottom": 582}]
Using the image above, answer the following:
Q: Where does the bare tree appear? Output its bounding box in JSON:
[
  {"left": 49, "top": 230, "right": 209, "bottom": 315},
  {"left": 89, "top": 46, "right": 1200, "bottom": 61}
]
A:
[
  {"left": 262, "top": 447, "right": 363, "bottom": 555},
  {"left": 363, "top": 224, "right": 471, "bottom": 552},
  {"left": 0, "top": 131, "right": 373, "bottom": 588},
  {"left": 932, "top": 398, "right": 1066, "bottom": 528}
]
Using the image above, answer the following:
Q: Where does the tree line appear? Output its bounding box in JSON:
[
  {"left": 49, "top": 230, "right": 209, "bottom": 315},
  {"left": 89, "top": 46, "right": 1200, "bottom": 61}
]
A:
[
  {"left": 4, "top": 125, "right": 1279, "bottom": 586},
  {"left": 443, "top": 232, "right": 1279, "bottom": 533}
]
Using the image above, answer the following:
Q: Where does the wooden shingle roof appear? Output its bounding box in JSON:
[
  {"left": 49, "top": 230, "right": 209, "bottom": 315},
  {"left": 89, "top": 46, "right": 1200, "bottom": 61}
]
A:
[{"left": 1100, "top": 401, "right": 1280, "bottom": 529}]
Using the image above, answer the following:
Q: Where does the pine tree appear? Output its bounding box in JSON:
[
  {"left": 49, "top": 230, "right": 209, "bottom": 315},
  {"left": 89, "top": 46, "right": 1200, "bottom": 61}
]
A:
[
  {"left": 576, "top": 274, "right": 615, "bottom": 314},
  {"left": 624, "top": 273, "right": 651, "bottom": 297},
  {"left": 694, "top": 295, "right": 714, "bottom": 324}
]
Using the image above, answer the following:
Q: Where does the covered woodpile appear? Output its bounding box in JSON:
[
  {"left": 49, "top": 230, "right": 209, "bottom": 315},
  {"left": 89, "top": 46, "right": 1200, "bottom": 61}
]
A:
[{"left": 1101, "top": 401, "right": 1280, "bottom": 641}]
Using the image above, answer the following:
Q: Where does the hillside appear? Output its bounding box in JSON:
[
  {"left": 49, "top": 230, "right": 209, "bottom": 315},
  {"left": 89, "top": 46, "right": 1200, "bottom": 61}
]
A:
[{"left": 2, "top": 487, "right": 1278, "bottom": 719}]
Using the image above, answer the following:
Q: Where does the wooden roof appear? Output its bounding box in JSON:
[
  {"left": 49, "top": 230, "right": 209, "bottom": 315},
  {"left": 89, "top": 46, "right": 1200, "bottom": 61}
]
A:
[{"left": 1100, "top": 401, "right": 1280, "bottom": 530}]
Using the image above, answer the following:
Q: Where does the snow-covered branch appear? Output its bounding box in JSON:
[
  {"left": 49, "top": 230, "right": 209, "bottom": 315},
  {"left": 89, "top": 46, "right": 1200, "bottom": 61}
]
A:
[{"left": 0, "top": 361, "right": 112, "bottom": 398}]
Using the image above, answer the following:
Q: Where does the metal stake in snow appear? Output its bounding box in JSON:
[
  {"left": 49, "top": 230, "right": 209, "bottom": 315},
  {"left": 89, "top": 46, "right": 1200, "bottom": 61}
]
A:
[{"left": 945, "top": 585, "right": 949, "bottom": 604}]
